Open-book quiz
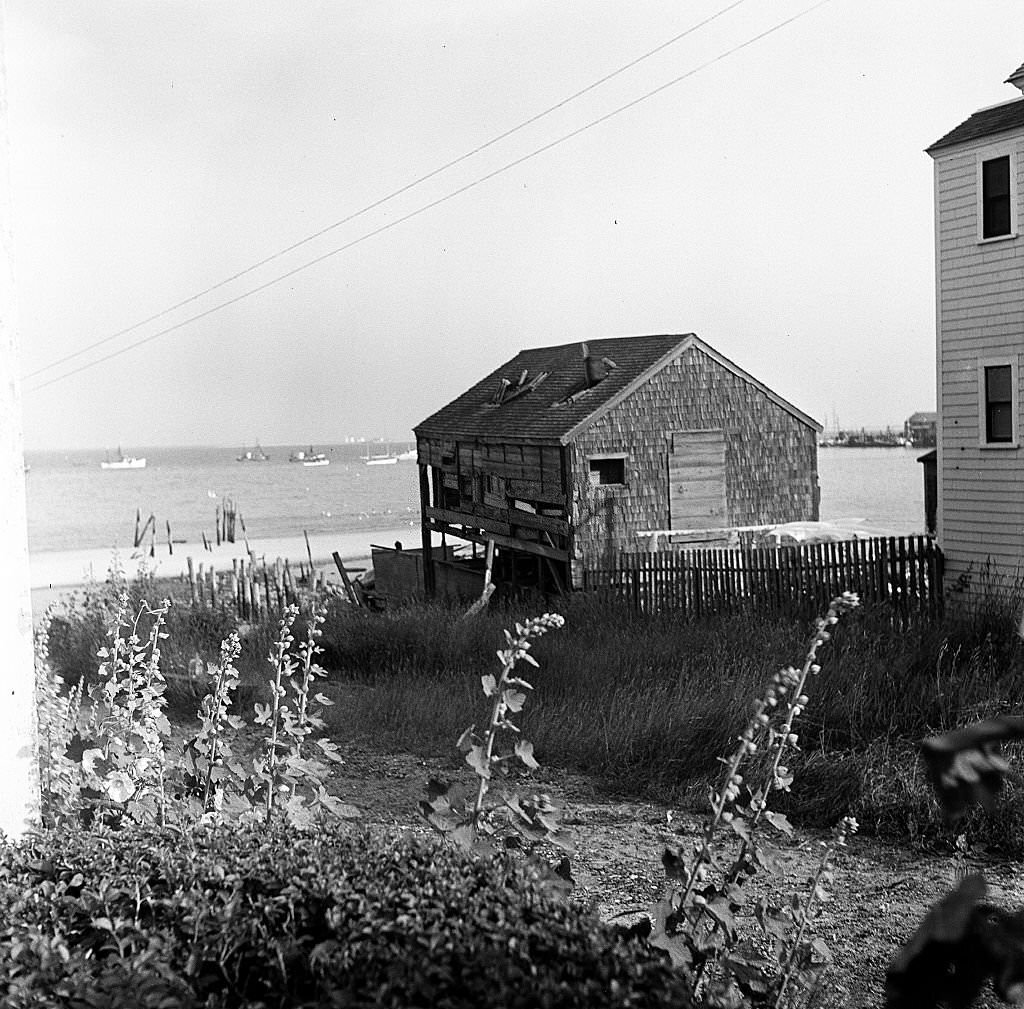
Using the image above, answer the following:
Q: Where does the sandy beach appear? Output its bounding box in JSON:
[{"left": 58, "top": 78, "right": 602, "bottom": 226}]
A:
[{"left": 28, "top": 525, "right": 423, "bottom": 615}]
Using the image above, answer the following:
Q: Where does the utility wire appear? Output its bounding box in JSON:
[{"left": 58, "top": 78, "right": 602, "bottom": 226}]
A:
[
  {"left": 25, "top": 0, "right": 749, "bottom": 382},
  {"left": 26, "top": 0, "right": 833, "bottom": 394}
]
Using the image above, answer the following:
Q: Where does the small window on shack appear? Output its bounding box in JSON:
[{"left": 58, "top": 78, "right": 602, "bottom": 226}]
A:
[{"left": 588, "top": 455, "right": 626, "bottom": 486}]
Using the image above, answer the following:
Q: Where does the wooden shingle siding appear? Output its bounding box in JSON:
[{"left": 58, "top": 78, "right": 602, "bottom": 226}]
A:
[
  {"left": 933, "top": 127, "right": 1024, "bottom": 589},
  {"left": 416, "top": 334, "right": 818, "bottom": 594},
  {"left": 568, "top": 345, "right": 817, "bottom": 579}
]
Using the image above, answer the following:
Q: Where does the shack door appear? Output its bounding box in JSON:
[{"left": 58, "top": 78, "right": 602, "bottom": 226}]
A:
[{"left": 669, "top": 430, "right": 727, "bottom": 531}]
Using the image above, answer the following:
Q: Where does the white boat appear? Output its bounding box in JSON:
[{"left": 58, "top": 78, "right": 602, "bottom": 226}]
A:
[
  {"left": 290, "top": 446, "right": 329, "bottom": 466},
  {"left": 395, "top": 448, "right": 417, "bottom": 461},
  {"left": 364, "top": 444, "right": 399, "bottom": 465},
  {"left": 101, "top": 448, "right": 146, "bottom": 470}
]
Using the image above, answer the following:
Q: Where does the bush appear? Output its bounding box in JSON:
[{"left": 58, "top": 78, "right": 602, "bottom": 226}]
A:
[{"left": 1, "top": 823, "right": 694, "bottom": 1009}]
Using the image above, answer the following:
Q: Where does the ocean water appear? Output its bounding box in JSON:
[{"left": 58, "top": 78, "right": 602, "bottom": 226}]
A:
[
  {"left": 817, "top": 446, "right": 927, "bottom": 536},
  {"left": 22, "top": 443, "right": 927, "bottom": 556},
  {"left": 23, "top": 443, "right": 422, "bottom": 555}
]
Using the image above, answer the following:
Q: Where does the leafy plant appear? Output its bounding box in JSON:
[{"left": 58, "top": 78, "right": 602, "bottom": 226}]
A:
[
  {"left": 1, "top": 823, "right": 696, "bottom": 1009},
  {"left": 175, "top": 631, "right": 248, "bottom": 817},
  {"left": 886, "top": 715, "right": 1024, "bottom": 1008},
  {"left": 244, "top": 603, "right": 352, "bottom": 827},
  {"left": 71, "top": 594, "right": 173, "bottom": 825},
  {"left": 420, "top": 612, "right": 573, "bottom": 855},
  {"left": 36, "top": 593, "right": 355, "bottom": 831},
  {"left": 643, "top": 592, "right": 862, "bottom": 1007},
  {"left": 34, "top": 612, "right": 85, "bottom": 825}
]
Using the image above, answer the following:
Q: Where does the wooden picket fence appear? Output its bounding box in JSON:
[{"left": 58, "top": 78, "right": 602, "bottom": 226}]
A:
[{"left": 582, "top": 534, "right": 943, "bottom": 621}]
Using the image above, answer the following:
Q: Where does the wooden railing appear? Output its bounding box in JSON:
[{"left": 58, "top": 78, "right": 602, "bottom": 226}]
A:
[{"left": 582, "top": 535, "right": 943, "bottom": 621}]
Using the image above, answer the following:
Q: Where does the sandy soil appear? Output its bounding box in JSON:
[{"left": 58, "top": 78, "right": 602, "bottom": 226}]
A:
[{"left": 327, "top": 735, "right": 1024, "bottom": 1009}]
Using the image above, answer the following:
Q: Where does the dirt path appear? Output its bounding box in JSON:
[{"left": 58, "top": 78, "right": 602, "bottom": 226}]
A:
[{"left": 330, "top": 740, "right": 1024, "bottom": 1009}]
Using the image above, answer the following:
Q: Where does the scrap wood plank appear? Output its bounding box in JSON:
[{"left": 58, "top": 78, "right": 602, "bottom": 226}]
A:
[{"left": 332, "top": 551, "right": 363, "bottom": 607}]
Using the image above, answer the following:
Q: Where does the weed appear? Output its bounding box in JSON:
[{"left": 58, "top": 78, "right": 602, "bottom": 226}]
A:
[
  {"left": 36, "top": 595, "right": 354, "bottom": 830},
  {"left": 887, "top": 715, "right": 1024, "bottom": 1007},
  {"left": 640, "top": 592, "right": 861, "bottom": 1007},
  {"left": 420, "top": 612, "right": 573, "bottom": 856}
]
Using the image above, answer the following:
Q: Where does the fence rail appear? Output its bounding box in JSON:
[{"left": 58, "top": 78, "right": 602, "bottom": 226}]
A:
[{"left": 582, "top": 535, "right": 943, "bottom": 621}]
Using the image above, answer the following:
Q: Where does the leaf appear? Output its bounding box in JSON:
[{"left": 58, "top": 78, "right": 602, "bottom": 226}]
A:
[
  {"left": 514, "top": 739, "right": 539, "bottom": 769},
  {"left": 704, "top": 895, "right": 737, "bottom": 939},
  {"left": 763, "top": 810, "right": 794, "bottom": 836},
  {"left": 285, "top": 794, "right": 315, "bottom": 830},
  {"left": 885, "top": 873, "right": 989, "bottom": 1009},
  {"left": 425, "top": 778, "right": 450, "bottom": 802},
  {"left": 662, "top": 847, "right": 689, "bottom": 881},
  {"left": 729, "top": 816, "right": 752, "bottom": 842},
  {"left": 978, "top": 906, "right": 1024, "bottom": 1003},
  {"left": 481, "top": 674, "right": 498, "bottom": 697},
  {"left": 318, "top": 793, "right": 360, "bottom": 820},
  {"left": 504, "top": 689, "right": 527, "bottom": 713},
  {"left": 315, "top": 739, "right": 345, "bottom": 764},
  {"left": 648, "top": 930, "right": 693, "bottom": 969},
  {"left": 921, "top": 717, "right": 1024, "bottom": 823},
  {"left": 451, "top": 823, "right": 476, "bottom": 849},
  {"left": 465, "top": 745, "right": 491, "bottom": 779}
]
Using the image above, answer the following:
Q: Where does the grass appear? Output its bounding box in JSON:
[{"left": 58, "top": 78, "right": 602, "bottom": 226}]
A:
[{"left": 41, "top": 566, "right": 1024, "bottom": 851}]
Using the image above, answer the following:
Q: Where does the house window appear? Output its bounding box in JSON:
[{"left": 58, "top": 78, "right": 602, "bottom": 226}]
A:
[
  {"left": 978, "top": 152, "right": 1016, "bottom": 240},
  {"left": 978, "top": 358, "right": 1018, "bottom": 447},
  {"left": 588, "top": 455, "right": 626, "bottom": 486}
]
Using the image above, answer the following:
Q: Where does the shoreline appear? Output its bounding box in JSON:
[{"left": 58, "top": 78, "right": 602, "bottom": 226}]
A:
[{"left": 29, "top": 525, "right": 424, "bottom": 615}]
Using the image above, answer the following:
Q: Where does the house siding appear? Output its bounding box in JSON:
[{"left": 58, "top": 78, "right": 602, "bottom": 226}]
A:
[
  {"left": 934, "top": 134, "right": 1024, "bottom": 587},
  {"left": 568, "top": 344, "right": 818, "bottom": 582}
]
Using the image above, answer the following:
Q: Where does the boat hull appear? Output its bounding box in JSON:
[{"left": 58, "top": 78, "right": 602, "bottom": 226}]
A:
[{"left": 100, "top": 458, "right": 146, "bottom": 469}]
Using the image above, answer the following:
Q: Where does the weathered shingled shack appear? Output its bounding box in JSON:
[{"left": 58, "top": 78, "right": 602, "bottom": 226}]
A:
[{"left": 414, "top": 334, "right": 820, "bottom": 593}]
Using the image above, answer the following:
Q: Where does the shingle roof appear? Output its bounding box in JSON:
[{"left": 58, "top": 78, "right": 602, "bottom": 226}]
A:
[
  {"left": 927, "top": 97, "right": 1024, "bottom": 153},
  {"left": 414, "top": 333, "right": 818, "bottom": 444}
]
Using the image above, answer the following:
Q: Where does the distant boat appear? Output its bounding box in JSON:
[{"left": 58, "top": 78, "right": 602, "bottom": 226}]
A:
[
  {"left": 237, "top": 443, "right": 270, "bottom": 462},
  {"left": 290, "top": 446, "right": 329, "bottom": 466},
  {"left": 364, "top": 444, "right": 398, "bottom": 466},
  {"left": 101, "top": 448, "right": 146, "bottom": 470},
  {"left": 395, "top": 448, "right": 417, "bottom": 461}
]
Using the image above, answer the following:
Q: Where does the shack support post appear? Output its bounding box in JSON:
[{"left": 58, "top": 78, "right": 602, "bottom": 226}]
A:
[{"left": 419, "top": 463, "right": 435, "bottom": 597}]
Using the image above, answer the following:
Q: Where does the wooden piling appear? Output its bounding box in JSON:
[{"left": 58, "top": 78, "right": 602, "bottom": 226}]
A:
[{"left": 304, "top": 531, "right": 315, "bottom": 578}]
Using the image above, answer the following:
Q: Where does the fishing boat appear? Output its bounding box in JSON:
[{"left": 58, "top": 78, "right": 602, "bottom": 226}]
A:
[
  {"left": 237, "top": 443, "right": 270, "bottom": 462},
  {"left": 100, "top": 448, "right": 146, "bottom": 470},
  {"left": 364, "top": 445, "right": 398, "bottom": 466},
  {"left": 290, "top": 446, "right": 329, "bottom": 466}
]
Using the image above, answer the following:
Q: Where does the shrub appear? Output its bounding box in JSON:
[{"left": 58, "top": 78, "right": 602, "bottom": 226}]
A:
[{"left": 0, "top": 823, "right": 695, "bottom": 1009}]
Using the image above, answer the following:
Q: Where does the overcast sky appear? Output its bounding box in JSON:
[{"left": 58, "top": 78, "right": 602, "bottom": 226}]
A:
[{"left": 6, "top": 1, "right": 1023, "bottom": 450}]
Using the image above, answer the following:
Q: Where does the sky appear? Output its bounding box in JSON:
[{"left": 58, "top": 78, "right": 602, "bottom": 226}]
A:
[{"left": 5, "top": 1, "right": 1024, "bottom": 450}]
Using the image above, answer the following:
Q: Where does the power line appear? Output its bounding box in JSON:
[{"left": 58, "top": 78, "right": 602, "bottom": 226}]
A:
[
  {"left": 25, "top": 0, "right": 750, "bottom": 382},
  {"left": 26, "top": 0, "right": 833, "bottom": 394}
]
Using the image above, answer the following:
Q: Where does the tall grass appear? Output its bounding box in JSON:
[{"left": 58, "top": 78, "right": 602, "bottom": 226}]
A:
[
  {"left": 315, "top": 585, "right": 1024, "bottom": 847},
  {"left": 45, "top": 566, "right": 1024, "bottom": 847}
]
